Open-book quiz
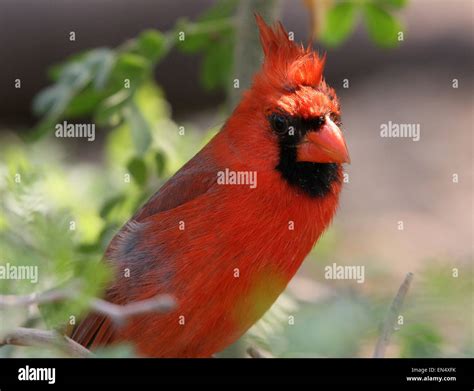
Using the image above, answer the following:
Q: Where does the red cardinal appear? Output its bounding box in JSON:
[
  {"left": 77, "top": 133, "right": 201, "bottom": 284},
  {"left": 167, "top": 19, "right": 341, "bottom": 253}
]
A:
[{"left": 72, "top": 15, "right": 350, "bottom": 357}]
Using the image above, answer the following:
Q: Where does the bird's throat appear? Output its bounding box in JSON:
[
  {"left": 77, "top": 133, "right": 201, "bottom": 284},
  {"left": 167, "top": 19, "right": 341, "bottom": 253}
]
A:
[{"left": 276, "top": 143, "right": 342, "bottom": 198}]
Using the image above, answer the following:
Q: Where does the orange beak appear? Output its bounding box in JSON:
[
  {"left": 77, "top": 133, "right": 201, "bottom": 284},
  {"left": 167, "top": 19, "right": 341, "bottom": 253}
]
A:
[{"left": 297, "top": 116, "right": 350, "bottom": 164}]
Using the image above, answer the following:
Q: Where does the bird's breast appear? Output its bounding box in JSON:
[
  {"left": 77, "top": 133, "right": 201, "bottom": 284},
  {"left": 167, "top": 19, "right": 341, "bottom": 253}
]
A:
[{"left": 112, "top": 166, "right": 342, "bottom": 357}]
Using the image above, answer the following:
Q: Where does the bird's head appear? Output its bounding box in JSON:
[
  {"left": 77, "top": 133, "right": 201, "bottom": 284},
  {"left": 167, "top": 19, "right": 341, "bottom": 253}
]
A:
[{"left": 226, "top": 14, "right": 350, "bottom": 197}]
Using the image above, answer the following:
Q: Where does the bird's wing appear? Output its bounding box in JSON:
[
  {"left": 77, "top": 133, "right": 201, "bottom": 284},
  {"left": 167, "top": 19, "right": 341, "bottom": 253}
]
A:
[
  {"left": 70, "top": 152, "right": 220, "bottom": 349},
  {"left": 132, "top": 156, "right": 218, "bottom": 222},
  {"left": 69, "top": 313, "right": 115, "bottom": 350}
]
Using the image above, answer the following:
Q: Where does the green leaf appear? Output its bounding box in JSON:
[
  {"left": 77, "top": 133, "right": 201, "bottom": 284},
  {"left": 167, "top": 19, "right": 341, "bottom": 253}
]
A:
[
  {"left": 363, "top": 4, "right": 403, "bottom": 48},
  {"left": 31, "top": 56, "right": 95, "bottom": 140},
  {"left": 320, "top": 2, "right": 358, "bottom": 47},
  {"left": 47, "top": 52, "right": 88, "bottom": 81},
  {"left": 105, "top": 123, "right": 134, "bottom": 169},
  {"left": 137, "top": 30, "right": 167, "bottom": 63},
  {"left": 176, "top": 29, "right": 210, "bottom": 53},
  {"left": 89, "top": 49, "right": 116, "bottom": 89},
  {"left": 111, "top": 53, "right": 150, "bottom": 89},
  {"left": 32, "top": 85, "right": 70, "bottom": 117},
  {"left": 99, "top": 194, "right": 126, "bottom": 219},
  {"left": 175, "top": 18, "right": 232, "bottom": 53},
  {"left": 174, "top": 0, "right": 236, "bottom": 89},
  {"left": 375, "top": 0, "right": 408, "bottom": 9},
  {"left": 201, "top": 39, "right": 233, "bottom": 90},
  {"left": 123, "top": 101, "right": 152, "bottom": 155},
  {"left": 154, "top": 150, "right": 166, "bottom": 177},
  {"left": 76, "top": 242, "right": 101, "bottom": 254},
  {"left": 175, "top": 0, "right": 236, "bottom": 54},
  {"left": 25, "top": 119, "right": 56, "bottom": 142},
  {"left": 116, "top": 53, "right": 149, "bottom": 73},
  {"left": 95, "top": 89, "right": 130, "bottom": 127},
  {"left": 126, "top": 156, "right": 148, "bottom": 186},
  {"left": 64, "top": 88, "right": 105, "bottom": 118},
  {"left": 57, "top": 62, "right": 92, "bottom": 89},
  {"left": 199, "top": 0, "right": 237, "bottom": 22},
  {"left": 29, "top": 85, "right": 73, "bottom": 141}
]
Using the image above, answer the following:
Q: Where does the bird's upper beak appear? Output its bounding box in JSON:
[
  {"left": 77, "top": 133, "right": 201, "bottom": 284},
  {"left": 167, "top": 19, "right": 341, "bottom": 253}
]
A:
[{"left": 297, "top": 115, "right": 350, "bottom": 164}]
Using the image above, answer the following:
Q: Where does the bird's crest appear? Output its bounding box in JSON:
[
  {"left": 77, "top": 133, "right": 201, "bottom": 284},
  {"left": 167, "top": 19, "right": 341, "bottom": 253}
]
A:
[{"left": 254, "top": 14, "right": 325, "bottom": 90}]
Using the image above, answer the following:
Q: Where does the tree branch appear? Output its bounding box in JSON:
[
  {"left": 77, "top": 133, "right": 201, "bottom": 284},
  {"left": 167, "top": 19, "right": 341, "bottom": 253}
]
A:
[
  {"left": 90, "top": 295, "right": 175, "bottom": 326},
  {"left": 0, "top": 286, "right": 176, "bottom": 325},
  {"left": 373, "top": 272, "right": 414, "bottom": 358},
  {"left": 0, "top": 327, "right": 93, "bottom": 358},
  {"left": 0, "top": 285, "right": 78, "bottom": 309}
]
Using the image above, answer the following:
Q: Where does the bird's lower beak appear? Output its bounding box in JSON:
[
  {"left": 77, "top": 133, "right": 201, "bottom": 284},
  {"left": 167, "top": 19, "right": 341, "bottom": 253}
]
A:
[{"left": 297, "top": 116, "right": 350, "bottom": 164}]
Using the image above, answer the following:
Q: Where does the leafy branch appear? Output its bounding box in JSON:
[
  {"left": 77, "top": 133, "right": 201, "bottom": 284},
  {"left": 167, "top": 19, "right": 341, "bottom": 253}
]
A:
[
  {"left": 306, "top": 0, "right": 407, "bottom": 48},
  {"left": 31, "top": 6, "right": 237, "bottom": 143}
]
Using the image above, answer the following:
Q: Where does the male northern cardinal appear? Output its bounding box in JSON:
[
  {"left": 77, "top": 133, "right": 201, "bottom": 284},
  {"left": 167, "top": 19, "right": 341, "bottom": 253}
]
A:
[{"left": 71, "top": 15, "right": 349, "bottom": 357}]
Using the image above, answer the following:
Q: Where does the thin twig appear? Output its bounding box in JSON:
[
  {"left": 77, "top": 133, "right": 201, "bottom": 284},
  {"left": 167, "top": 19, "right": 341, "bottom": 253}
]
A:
[
  {"left": 0, "top": 286, "right": 176, "bottom": 325},
  {"left": 373, "top": 272, "right": 414, "bottom": 358},
  {"left": 90, "top": 294, "right": 176, "bottom": 326},
  {"left": 0, "top": 327, "right": 93, "bottom": 358},
  {"left": 0, "top": 288, "right": 76, "bottom": 309}
]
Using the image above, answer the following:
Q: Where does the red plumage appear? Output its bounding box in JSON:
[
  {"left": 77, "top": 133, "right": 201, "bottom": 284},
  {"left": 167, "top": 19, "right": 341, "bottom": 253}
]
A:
[{"left": 72, "top": 15, "right": 349, "bottom": 357}]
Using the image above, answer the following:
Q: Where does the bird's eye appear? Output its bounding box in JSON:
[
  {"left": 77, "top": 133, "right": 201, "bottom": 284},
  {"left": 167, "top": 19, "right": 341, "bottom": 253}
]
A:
[{"left": 269, "top": 114, "right": 288, "bottom": 134}]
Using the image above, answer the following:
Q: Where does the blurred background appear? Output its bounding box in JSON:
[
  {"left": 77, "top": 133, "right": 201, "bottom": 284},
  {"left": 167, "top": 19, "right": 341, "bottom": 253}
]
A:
[{"left": 0, "top": 0, "right": 472, "bottom": 358}]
